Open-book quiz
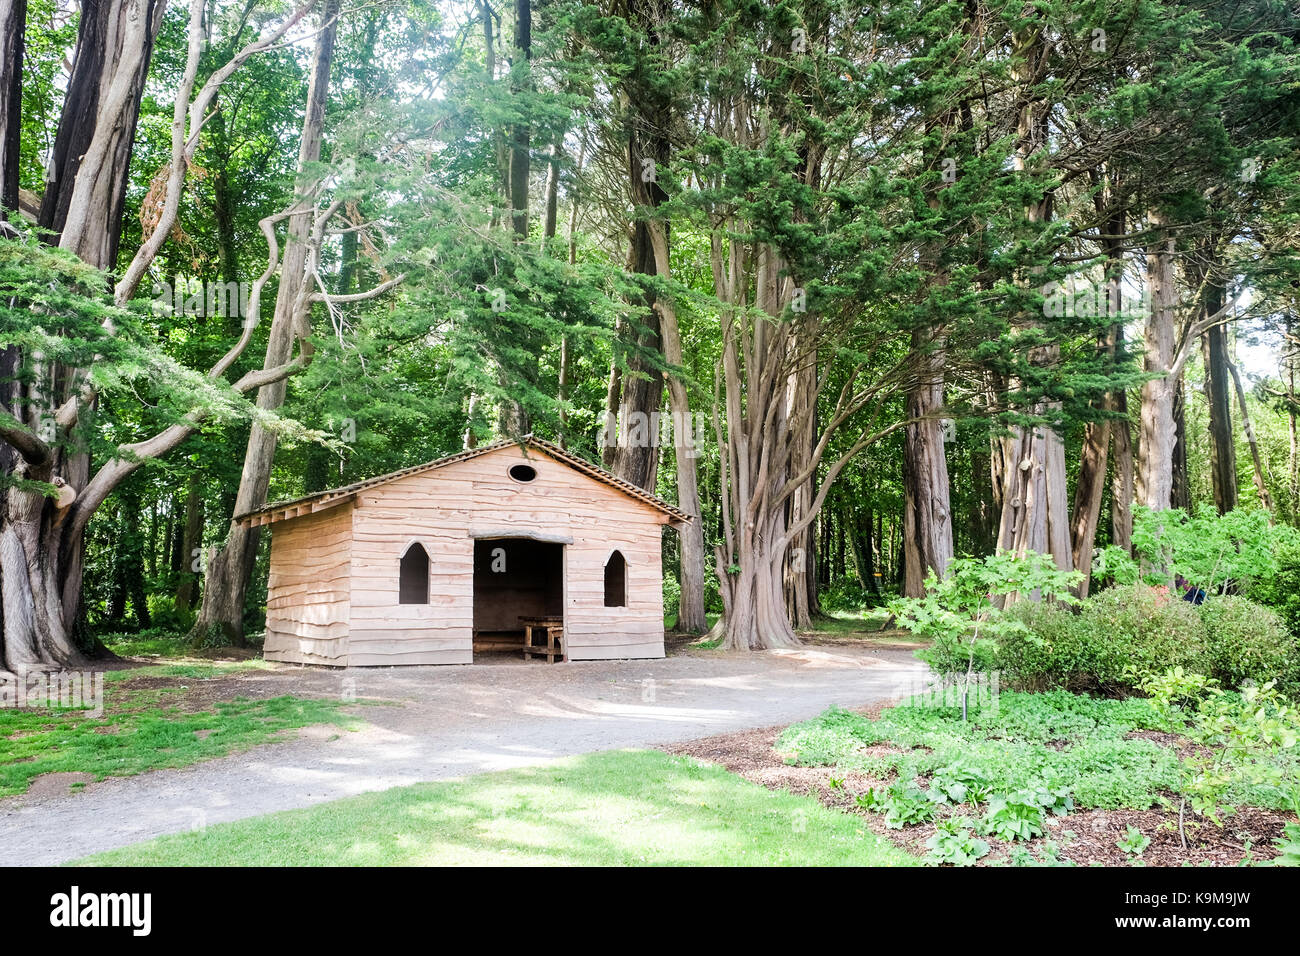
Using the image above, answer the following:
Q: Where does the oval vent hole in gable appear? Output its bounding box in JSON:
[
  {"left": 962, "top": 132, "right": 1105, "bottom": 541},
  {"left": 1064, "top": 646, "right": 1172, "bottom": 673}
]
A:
[{"left": 509, "top": 464, "right": 537, "bottom": 483}]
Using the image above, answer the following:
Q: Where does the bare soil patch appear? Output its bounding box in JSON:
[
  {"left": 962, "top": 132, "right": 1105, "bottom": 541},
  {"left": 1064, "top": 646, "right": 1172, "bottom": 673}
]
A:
[{"left": 25, "top": 772, "right": 96, "bottom": 799}]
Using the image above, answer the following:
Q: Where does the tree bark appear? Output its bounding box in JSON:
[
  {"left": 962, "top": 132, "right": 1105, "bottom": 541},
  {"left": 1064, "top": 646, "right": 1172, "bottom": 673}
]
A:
[
  {"left": 191, "top": 0, "right": 340, "bottom": 645},
  {"left": 1227, "top": 354, "right": 1273, "bottom": 512},
  {"left": 1069, "top": 334, "right": 1113, "bottom": 597},
  {"left": 903, "top": 328, "right": 953, "bottom": 596},
  {"left": 173, "top": 474, "right": 204, "bottom": 612},
  {"left": 508, "top": 0, "right": 530, "bottom": 242},
  {"left": 0, "top": 0, "right": 25, "bottom": 215},
  {"left": 39, "top": 0, "right": 166, "bottom": 270},
  {"left": 1202, "top": 279, "right": 1237, "bottom": 513},
  {"left": 494, "top": 0, "right": 533, "bottom": 436},
  {"left": 1172, "top": 378, "right": 1191, "bottom": 511},
  {"left": 1112, "top": 384, "right": 1135, "bottom": 551},
  {"left": 1136, "top": 211, "right": 1178, "bottom": 511},
  {"left": 996, "top": 21, "right": 1071, "bottom": 574},
  {"left": 645, "top": 219, "right": 707, "bottom": 633},
  {"left": 1288, "top": 314, "right": 1298, "bottom": 512},
  {"left": 1, "top": 0, "right": 323, "bottom": 673}
]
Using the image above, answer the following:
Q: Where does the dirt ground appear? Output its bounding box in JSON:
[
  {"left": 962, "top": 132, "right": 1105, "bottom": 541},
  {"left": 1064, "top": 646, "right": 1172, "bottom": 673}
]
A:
[
  {"left": 660, "top": 711, "right": 1293, "bottom": 866},
  {"left": 1, "top": 642, "right": 926, "bottom": 866}
]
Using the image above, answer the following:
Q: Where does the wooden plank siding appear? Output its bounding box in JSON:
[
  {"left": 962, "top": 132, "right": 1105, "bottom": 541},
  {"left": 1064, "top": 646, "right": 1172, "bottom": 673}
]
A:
[
  {"left": 263, "top": 505, "right": 354, "bottom": 666},
  {"left": 262, "top": 443, "right": 670, "bottom": 666}
]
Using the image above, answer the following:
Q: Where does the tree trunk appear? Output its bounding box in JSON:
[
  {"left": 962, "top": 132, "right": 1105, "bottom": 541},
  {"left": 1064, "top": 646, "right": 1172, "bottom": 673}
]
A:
[
  {"left": 492, "top": 0, "right": 534, "bottom": 436},
  {"left": 190, "top": 0, "right": 340, "bottom": 645},
  {"left": 2, "top": 0, "right": 172, "bottom": 673},
  {"left": 903, "top": 328, "right": 953, "bottom": 596},
  {"left": 1227, "top": 354, "right": 1274, "bottom": 512},
  {"left": 173, "top": 474, "right": 204, "bottom": 613},
  {"left": 0, "top": 0, "right": 24, "bottom": 215},
  {"left": 1202, "top": 281, "right": 1237, "bottom": 513},
  {"left": 1069, "top": 406, "right": 1111, "bottom": 596},
  {"left": 785, "top": 350, "right": 819, "bottom": 628},
  {"left": 39, "top": 0, "right": 166, "bottom": 270},
  {"left": 1071, "top": 211, "right": 1125, "bottom": 588},
  {"left": 713, "top": 241, "right": 802, "bottom": 651},
  {"left": 508, "top": 0, "right": 530, "bottom": 242},
  {"left": 645, "top": 221, "right": 707, "bottom": 634},
  {"left": 1112, "top": 385, "right": 1135, "bottom": 551},
  {"left": 1288, "top": 315, "right": 1298, "bottom": 513},
  {"left": 849, "top": 507, "right": 879, "bottom": 594},
  {"left": 1136, "top": 212, "right": 1178, "bottom": 511},
  {"left": 997, "top": 21, "right": 1070, "bottom": 574},
  {"left": 1172, "top": 378, "right": 1191, "bottom": 511}
]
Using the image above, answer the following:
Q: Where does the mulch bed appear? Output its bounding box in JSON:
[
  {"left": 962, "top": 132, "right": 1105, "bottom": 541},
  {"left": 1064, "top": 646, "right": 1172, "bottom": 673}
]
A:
[
  {"left": 659, "top": 708, "right": 1293, "bottom": 866},
  {"left": 796, "top": 628, "right": 925, "bottom": 651}
]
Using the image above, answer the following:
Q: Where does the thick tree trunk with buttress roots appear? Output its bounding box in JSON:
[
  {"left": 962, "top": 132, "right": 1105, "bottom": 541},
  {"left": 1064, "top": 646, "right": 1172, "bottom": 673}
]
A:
[
  {"left": 1, "top": 474, "right": 92, "bottom": 673},
  {"left": 2, "top": 0, "right": 168, "bottom": 672},
  {"left": 2, "top": 1, "right": 324, "bottom": 671}
]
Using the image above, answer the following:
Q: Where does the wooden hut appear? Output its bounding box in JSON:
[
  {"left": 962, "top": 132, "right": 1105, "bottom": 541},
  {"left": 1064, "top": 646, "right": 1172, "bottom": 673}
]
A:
[{"left": 236, "top": 436, "right": 689, "bottom": 666}]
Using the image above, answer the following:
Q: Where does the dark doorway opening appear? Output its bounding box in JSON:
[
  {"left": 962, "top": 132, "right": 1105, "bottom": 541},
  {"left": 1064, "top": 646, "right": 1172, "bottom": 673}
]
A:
[{"left": 472, "top": 537, "right": 564, "bottom": 661}]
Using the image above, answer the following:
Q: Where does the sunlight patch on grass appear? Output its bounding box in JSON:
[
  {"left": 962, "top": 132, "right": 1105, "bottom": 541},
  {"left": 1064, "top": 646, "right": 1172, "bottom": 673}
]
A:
[{"left": 74, "top": 750, "right": 917, "bottom": 867}]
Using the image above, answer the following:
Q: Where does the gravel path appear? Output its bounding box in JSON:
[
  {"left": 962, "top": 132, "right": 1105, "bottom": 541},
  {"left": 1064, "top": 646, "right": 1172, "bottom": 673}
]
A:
[{"left": 0, "top": 645, "right": 925, "bottom": 865}]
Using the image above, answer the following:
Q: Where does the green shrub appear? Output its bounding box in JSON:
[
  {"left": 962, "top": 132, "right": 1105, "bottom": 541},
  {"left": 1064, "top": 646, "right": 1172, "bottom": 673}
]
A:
[
  {"left": 1077, "top": 585, "right": 1207, "bottom": 686},
  {"left": 1250, "top": 538, "right": 1300, "bottom": 638},
  {"left": 662, "top": 574, "right": 681, "bottom": 622},
  {"left": 1199, "top": 596, "right": 1300, "bottom": 695},
  {"left": 894, "top": 551, "right": 1080, "bottom": 719},
  {"left": 999, "top": 585, "right": 1206, "bottom": 692},
  {"left": 999, "top": 602, "right": 1091, "bottom": 692},
  {"left": 1132, "top": 505, "right": 1296, "bottom": 596},
  {"left": 145, "top": 595, "right": 196, "bottom": 634}
]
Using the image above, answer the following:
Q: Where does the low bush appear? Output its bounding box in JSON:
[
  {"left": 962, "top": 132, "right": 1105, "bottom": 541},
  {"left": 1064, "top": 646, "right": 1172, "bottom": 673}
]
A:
[
  {"left": 1080, "top": 585, "right": 1207, "bottom": 684},
  {"left": 998, "top": 586, "right": 1300, "bottom": 697},
  {"left": 778, "top": 692, "right": 1184, "bottom": 812},
  {"left": 999, "top": 585, "right": 1206, "bottom": 693},
  {"left": 999, "top": 601, "right": 1091, "bottom": 692},
  {"left": 777, "top": 705, "right": 887, "bottom": 765},
  {"left": 1252, "top": 538, "right": 1300, "bottom": 638},
  {"left": 1199, "top": 596, "right": 1300, "bottom": 696}
]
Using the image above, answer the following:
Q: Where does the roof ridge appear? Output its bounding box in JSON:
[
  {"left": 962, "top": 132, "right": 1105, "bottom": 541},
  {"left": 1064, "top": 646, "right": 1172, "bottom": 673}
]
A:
[{"left": 235, "top": 436, "right": 690, "bottom": 526}]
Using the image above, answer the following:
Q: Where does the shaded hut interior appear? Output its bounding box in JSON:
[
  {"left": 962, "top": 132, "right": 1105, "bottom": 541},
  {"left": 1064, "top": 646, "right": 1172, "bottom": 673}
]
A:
[{"left": 471, "top": 537, "right": 564, "bottom": 658}]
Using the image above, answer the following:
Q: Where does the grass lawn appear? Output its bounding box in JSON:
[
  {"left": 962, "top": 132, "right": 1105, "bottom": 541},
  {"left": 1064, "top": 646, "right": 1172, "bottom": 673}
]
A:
[
  {"left": 0, "top": 674, "right": 355, "bottom": 797},
  {"left": 74, "top": 749, "right": 917, "bottom": 866}
]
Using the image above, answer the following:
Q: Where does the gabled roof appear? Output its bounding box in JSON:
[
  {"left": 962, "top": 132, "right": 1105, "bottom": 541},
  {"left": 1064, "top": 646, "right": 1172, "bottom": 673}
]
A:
[{"left": 235, "top": 435, "right": 691, "bottom": 528}]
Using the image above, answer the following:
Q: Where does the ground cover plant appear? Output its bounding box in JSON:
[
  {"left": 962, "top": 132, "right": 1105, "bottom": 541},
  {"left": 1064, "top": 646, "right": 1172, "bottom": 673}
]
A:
[{"left": 773, "top": 686, "right": 1300, "bottom": 866}]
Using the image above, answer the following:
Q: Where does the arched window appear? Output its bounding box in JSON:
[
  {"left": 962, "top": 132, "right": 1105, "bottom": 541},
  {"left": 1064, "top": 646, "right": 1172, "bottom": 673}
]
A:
[
  {"left": 399, "top": 543, "right": 430, "bottom": 604},
  {"left": 603, "top": 550, "right": 627, "bottom": 607}
]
